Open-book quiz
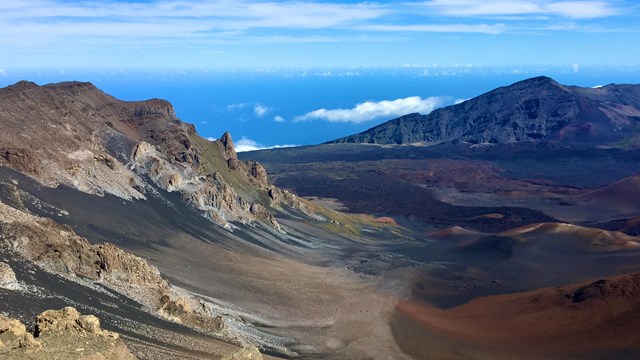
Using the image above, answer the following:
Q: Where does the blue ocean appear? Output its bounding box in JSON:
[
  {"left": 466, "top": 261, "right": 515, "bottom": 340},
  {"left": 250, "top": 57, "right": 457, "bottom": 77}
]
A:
[{"left": 2, "top": 67, "right": 639, "bottom": 147}]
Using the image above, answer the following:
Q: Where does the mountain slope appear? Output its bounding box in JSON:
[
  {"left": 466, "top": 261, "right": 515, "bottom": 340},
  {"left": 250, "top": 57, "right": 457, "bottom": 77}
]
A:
[
  {"left": 0, "top": 81, "right": 416, "bottom": 359},
  {"left": 0, "top": 80, "right": 309, "bottom": 229},
  {"left": 329, "top": 76, "right": 640, "bottom": 146}
]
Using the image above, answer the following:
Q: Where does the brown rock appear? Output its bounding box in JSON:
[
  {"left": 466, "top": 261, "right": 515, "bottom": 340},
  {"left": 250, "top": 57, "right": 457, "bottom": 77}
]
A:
[
  {"left": 222, "top": 345, "right": 264, "bottom": 360},
  {"left": 0, "top": 262, "right": 18, "bottom": 289},
  {"left": 249, "top": 203, "right": 280, "bottom": 229},
  {"left": 0, "top": 310, "right": 135, "bottom": 359},
  {"left": 35, "top": 306, "right": 81, "bottom": 336},
  {"left": 77, "top": 315, "right": 102, "bottom": 334},
  {"left": 158, "top": 294, "right": 225, "bottom": 332},
  {"left": 0, "top": 314, "right": 41, "bottom": 351},
  {"left": 0, "top": 147, "right": 41, "bottom": 175},
  {"left": 18, "top": 333, "right": 42, "bottom": 350},
  {"left": 0, "top": 314, "right": 27, "bottom": 338},
  {"left": 219, "top": 132, "right": 237, "bottom": 161},
  {"left": 247, "top": 161, "right": 269, "bottom": 188}
]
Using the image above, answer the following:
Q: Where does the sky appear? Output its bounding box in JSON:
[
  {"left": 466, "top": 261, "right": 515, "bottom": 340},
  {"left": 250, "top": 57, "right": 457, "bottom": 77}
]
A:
[
  {"left": 1, "top": 0, "right": 639, "bottom": 69},
  {"left": 1, "top": 1, "right": 640, "bottom": 149}
]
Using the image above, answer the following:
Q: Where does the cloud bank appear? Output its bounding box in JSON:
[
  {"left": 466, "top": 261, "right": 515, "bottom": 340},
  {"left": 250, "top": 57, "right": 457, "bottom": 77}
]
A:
[
  {"left": 235, "top": 137, "right": 298, "bottom": 152},
  {"left": 295, "top": 96, "right": 450, "bottom": 124},
  {"left": 425, "top": 0, "right": 618, "bottom": 19},
  {"left": 0, "top": 1, "right": 632, "bottom": 69}
]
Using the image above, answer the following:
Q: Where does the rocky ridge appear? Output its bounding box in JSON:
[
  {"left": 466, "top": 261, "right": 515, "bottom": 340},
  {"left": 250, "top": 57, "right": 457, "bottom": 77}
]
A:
[
  {"left": 0, "top": 81, "right": 310, "bottom": 230},
  {"left": 329, "top": 76, "right": 640, "bottom": 146}
]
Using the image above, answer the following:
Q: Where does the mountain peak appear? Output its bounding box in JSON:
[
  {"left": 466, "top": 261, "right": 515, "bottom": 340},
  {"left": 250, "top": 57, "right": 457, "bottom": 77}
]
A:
[
  {"left": 12, "top": 80, "right": 39, "bottom": 88},
  {"left": 3, "top": 80, "right": 105, "bottom": 96},
  {"left": 522, "top": 75, "right": 555, "bottom": 83},
  {"left": 329, "top": 76, "right": 640, "bottom": 147},
  {"left": 511, "top": 75, "right": 561, "bottom": 88}
]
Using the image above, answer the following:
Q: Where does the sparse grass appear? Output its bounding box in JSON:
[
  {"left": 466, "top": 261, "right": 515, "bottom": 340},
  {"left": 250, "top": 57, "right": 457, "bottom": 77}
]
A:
[{"left": 300, "top": 197, "right": 408, "bottom": 240}]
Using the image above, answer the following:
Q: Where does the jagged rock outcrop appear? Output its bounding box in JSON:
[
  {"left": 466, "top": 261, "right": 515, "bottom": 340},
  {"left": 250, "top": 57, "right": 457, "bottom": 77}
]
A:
[
  {"left": 247, "top": 161, "right": 269, "bottom": 189},
  {"left": 219, "top": 131, "right": 245, "bottom": 170},
  {"left": 35, "top": 307, "right": 117, "bottom": 338},
  {"left": 0, "top": 313, "right": 35, "bottom": 350},
  {"left": 0, "top": 308, "right": 136, "bottom": 360},
  {"left": 250, "top": 203, "right": 280, "bottom": 229},
  {"left": 0, "top": 147, "right": 41, "bottom": 176},
  {"left": 158, "top": 295, "right": 225, "bottom": 331},
  {"left": 219, "top": 131, "right": 237, "bottom": 162},
  {"left": 131, "top": 140, "right": 250, "bottom": 228},
  {"left": 329, "top": 76, "right": 640, "bottom": 146},
  {"left": 267, "top": 186, "right": 314, "bottom": 217}
]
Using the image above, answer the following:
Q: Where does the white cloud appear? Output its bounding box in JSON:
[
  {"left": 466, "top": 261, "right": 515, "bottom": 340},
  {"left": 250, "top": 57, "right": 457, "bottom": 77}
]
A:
[
  {"left": 206, "top": 136, "right": 216, "bottom": 141},
  {"left": 0, "top": 1, "right": 388, "bottom": 47},
  {"left": 295, "top": 96, "right": 450, "bottom": 124},
  {"left": 0, "top": 1, "right": 621, "bottom": 45},
  {"left": 226, "top": 103, "right": 252, "bottom": 111},
  {"left": 253, "top": 105, "right": 270, "bottom": 117},
  {"left": 572, "top": 63, "right": 580, "bottom": 73},
  {"left": 273, "top": 115, "right": 285, "bottom": 122},
  {"left": 235, "top": 136, "right": 298, "bottom": 152},
  {"left": 227, "top": 103, "right": 272, "bottom": 117},
  {"left": 546, "top": 1, "right": 617, "bottom": 19},
  {"left": 235, "top": 137, "right": 261, "bottom": 152},
  {"left": 425, "top": 0, "right": 618, "bottom": 19},
  {"left": 358, "top": 23, "right": 505, "bottom": 34},
  {"left": 0, "top": 68, "right": 6, "bottom": 76}
]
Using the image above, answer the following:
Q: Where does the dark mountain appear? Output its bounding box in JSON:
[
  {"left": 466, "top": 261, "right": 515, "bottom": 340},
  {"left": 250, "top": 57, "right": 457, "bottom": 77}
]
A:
[{"left": 328, "top": 76, "right": 640, "bottom": 146}]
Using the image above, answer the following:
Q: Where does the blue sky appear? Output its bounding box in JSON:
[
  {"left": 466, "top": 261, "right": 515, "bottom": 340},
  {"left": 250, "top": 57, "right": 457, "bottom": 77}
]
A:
[
  {"left": 1, "top": 1, "right": 640, "bottom": 149},
  {"left": 1, "top": 0, "right": 639, "bottom": 70}
]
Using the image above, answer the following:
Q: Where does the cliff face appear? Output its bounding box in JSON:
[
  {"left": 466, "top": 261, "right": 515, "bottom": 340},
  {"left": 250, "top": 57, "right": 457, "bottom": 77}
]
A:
[
  {"left": 0, "top": 81, "right": 308, "bottom": 229},
  {"left": 329, "top": 76, "right": 640, "bottom": 146}
]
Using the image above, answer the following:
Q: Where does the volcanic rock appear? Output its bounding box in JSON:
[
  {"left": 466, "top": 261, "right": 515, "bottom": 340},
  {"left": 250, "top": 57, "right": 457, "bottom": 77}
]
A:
[
  {"left": 222, "top": 345, "right": 264, "bottom": 360},
  {"left": 0, "top": 262, "right": 18, "bottom": 289},
  {"left": 1, "top": 308, "right": 135, "bottom": 359},
  {"left": 246, "top": 160, "right": 269, "bottom": 188},
  {"left": 220, "top": 131, "right": 238, "bottom": 161},
  {"left": 36, "top": 307, "right": 114, "bottom": 338}
]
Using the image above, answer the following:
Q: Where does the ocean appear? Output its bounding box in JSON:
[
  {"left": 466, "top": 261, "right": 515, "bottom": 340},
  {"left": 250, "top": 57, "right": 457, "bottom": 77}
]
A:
[{"left": 2, "top": 66, "right": 639, "bottom": 147}]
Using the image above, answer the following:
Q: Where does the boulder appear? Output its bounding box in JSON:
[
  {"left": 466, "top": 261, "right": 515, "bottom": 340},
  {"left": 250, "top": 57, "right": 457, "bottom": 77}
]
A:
[
  {"left": 0, "top": 262, "right": 18, "bottom": 289},
  {"left": 222, "top": 345, "right": 264, "bottom": 360}
]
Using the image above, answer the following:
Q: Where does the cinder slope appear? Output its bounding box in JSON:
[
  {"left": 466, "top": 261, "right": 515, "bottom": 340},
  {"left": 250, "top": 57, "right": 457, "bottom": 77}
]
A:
[{"left": 398, "top": 272, "right": 640, "bottom": 355}]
